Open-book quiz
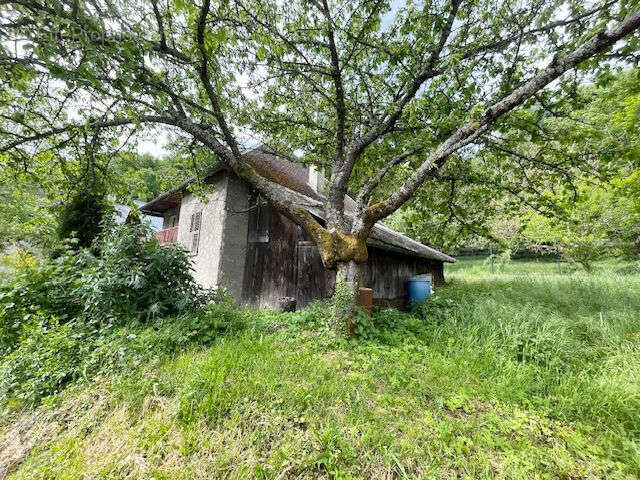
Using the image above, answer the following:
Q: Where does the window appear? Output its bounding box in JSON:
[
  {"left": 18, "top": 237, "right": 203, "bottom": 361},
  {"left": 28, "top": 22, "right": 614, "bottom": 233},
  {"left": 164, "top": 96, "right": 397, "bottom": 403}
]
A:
[
  {"left": 190, "top": 211, "right": 202, "bottom": 254},
  {"left": 168, "top": 215, "right": 178, "bottom": 228},
  {"left": 190, "top": 211, "right": 202, "bottom": 232},
  {"left": 248, "top": 192, "right": 269, "bottom": 243}
]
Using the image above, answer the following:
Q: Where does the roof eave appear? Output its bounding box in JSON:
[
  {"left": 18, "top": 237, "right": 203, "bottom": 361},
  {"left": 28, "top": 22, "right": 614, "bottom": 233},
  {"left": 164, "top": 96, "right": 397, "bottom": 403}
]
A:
[{"left": 139, "top": 163, "right": 225, "bottom": 214}]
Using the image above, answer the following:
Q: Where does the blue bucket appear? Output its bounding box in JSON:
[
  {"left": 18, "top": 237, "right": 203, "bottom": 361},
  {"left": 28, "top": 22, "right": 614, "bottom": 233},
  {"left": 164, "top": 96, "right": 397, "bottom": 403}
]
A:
[{"left": 408, "top": 274, "right": 432, "bottom": 310}]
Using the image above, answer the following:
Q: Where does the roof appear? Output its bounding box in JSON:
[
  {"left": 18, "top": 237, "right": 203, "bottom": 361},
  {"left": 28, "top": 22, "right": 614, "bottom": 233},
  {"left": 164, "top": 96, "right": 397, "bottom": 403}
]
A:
[{"left": 140, "top": 146, "right": 455, "bottom": 263}]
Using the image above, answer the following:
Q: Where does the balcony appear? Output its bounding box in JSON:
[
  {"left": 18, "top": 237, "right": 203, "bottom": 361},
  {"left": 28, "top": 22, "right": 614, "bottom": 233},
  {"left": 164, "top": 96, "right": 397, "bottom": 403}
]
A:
[{"left": 154, "top": 226, "right": 178, "bottom": 245}]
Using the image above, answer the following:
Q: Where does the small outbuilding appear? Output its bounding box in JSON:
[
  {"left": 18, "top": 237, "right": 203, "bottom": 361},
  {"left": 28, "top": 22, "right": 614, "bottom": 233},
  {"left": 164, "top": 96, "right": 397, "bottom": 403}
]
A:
[{"left": 140, "top": 146, "right": 455, "bottom": 310}]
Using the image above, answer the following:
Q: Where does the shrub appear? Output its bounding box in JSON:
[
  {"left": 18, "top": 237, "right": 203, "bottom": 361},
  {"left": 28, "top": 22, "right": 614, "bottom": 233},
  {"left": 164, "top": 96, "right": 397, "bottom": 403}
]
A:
[
  {"left": 0, "top": 223, "right": 217, "bottom": 357},
  {"left": 0, "top": 319, "right": 88, "bottom": 405},
  {"left": 79, "top": 223, "right": 215, "bottom": 323},
  {"left": 0, "top": 244, "right": 88, "bottom": 355},
  {"left": 0, "top": 302, "right": 247, "bottom": 407},
  {"left": 0, "top": 222, "right": 239, "bottom": 406},
  {"left": 0, "top": 248, "right": 38, "bottom": 270}
]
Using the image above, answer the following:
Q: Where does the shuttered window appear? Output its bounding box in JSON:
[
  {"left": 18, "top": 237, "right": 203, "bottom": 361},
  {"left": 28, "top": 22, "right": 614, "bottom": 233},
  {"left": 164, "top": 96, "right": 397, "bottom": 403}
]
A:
[
  {"left": 190, "top": 211, "right": 202, "bottom": 254},
  {"left": 190, "top": 211, "right": 202, "bottom": 232}
]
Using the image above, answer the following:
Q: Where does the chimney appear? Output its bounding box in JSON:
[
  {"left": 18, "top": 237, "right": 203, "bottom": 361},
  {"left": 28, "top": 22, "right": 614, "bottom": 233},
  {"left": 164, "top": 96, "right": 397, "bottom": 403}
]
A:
[{"left": 308, "top": 165, "right": 320, "bottom": 193}]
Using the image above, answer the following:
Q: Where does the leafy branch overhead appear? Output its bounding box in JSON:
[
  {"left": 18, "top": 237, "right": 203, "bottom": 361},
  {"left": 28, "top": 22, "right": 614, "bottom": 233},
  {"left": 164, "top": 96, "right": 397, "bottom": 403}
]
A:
[{"left": 1, "top": 0, "right": 640, "bottom": 270}]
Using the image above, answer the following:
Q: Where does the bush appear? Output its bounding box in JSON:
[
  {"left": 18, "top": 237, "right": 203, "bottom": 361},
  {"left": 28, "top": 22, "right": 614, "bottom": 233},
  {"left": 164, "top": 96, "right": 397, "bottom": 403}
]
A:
[
  {"left": 0, "top": 248, "right": 38, "bottom": 271},
  {"left": 80, "top": 223, "right": 215, "bottom": 322},
  {"left": 0, "top": 319, "right": 88, "bottom": 405},
  {"left": 0, "top": 244, "right": 88, "bottom": 356},
  {"left": 0, "top": 303, "right": 247, "bottom": 407},
  {"left": 57, "top": 190, "right": 112, "bottom": 249},
  {"left": 0, "top": 223, "right": 217, "bottom": 357},
  {"left": 0, "top": 222, "right": 239, "bottom": 406}
]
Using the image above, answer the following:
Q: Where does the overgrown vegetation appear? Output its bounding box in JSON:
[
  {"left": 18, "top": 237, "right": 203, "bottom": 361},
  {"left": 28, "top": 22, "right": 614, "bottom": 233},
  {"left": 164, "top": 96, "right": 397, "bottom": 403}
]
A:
[
  {"left": 0, "top": 222, "right": 220, "bottom": 406},
  {"left": 56, "top": 190, "right": 112, "bottom": 249},
  {"left": 2, "top": 259, "right": 639, "bottom": 478}
]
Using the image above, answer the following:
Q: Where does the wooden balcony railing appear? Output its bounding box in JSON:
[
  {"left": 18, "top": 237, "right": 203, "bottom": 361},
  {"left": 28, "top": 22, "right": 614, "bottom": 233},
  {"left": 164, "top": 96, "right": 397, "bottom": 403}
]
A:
[{"left": 154, "top": 226, "right": 179, "bottom": 245}]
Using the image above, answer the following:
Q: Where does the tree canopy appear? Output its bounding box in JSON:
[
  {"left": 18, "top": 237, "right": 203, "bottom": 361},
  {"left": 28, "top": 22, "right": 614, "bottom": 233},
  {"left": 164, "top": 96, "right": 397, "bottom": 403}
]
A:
[
  {"left": 1, "top": 0, "right": 640, "bottom": 285},
  {"left": 389, "top": 67, "right": 640, "bottom": 251}
]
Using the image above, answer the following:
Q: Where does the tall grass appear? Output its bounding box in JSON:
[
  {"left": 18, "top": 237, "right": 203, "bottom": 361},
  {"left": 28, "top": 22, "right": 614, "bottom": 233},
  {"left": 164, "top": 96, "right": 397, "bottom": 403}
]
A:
[
  {"left": 421, "top": 273, "right": 640, "bottom": 433},
  {"left": 3, "top": 260, "right": 640, "bottom": 479}
]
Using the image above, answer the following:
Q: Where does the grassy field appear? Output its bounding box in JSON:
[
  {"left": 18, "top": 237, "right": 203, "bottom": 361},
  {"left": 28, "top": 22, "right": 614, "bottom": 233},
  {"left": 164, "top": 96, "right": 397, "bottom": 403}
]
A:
[
  {"left": 446, "top": 255, "right": 640, "bottom": 276},
  {"left": 2, "top": 258, "right": 640, "bottom": 479}
]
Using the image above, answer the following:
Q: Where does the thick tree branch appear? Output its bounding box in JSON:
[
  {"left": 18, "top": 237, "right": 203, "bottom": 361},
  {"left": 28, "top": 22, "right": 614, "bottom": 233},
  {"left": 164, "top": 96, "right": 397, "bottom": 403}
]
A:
[
  {"left": 195, "top": 0, "right": 241, "bottom": 160},
  {"left": 346, "top": 0, "right": 462, "bottom": 160},
  {"left": 359, "top": 10, "right": 640, "bottom": 232},
  {"left": 354, "top": 145, "right": 425, "bottom": 214},
  {"left": 318, "top": 0, "right": 349, "bottom": 228},
  {"left": 325, "top": 0, "right": 462, "bottom": 222}
]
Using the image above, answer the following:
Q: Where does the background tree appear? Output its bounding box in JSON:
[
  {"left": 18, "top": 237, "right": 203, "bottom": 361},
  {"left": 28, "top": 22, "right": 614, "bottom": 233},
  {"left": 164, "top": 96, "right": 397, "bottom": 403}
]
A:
[
  {"left": 2, "top": 0, "right": 640, "bottom": 314},
  {"left": 0, "top": 147, "right": 183, "bottom": 253},
  {"left": 56, "top": 189, "right": 112, "bottom": 249},
  {"left": 522, "top": 178, "right": 640, "bottom": 270},
  {"left": 0, "top": 165, "right": 55, "bottom": 252}
]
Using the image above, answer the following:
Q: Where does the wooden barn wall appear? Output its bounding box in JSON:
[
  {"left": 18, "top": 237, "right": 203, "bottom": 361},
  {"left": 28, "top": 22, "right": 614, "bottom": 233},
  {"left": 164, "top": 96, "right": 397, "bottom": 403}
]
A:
[
  {"left": 241, "top": 202, "right": 301, "bottom": 307},
  {"left": 360, "top": 248, "right": 444, "bottom": 308},
  {"left": 241, "top": 203, "right": 445, "bottom": 310}
]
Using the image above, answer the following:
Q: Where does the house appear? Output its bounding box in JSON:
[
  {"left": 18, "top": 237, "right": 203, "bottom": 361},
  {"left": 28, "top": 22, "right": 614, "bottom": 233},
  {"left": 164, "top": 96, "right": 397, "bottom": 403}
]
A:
[{"left": 140, "top": 146, "right": 455, "bottom": 309}]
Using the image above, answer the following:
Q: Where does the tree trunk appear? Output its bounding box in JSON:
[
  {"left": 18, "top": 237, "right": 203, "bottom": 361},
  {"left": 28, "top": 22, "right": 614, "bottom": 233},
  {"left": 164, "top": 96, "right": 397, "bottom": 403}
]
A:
[
  {"left": 336, "top": 260, "right": 360, "bottom": 293},
  {"left": 334, "top": 260, "right": 361, "bottom": 337}
]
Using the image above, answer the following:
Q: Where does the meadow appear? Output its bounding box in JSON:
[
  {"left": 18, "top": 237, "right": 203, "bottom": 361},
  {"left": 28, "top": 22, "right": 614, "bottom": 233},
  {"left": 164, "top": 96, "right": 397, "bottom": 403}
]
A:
[{"left": 1, "top": 257, "right": 639, "bottom": 479}]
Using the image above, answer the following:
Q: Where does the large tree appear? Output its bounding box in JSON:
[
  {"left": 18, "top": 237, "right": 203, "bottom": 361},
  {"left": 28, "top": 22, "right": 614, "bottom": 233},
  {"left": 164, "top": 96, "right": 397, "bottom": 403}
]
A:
[{"left": 1, "top": 0, "right": 640, "bottom": 302}]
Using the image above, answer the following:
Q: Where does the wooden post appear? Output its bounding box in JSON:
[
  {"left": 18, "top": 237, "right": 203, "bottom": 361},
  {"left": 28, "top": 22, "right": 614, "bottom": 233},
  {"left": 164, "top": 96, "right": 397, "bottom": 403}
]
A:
[{"left": 357, "top": 288, "right": 373, "bottom": 315}]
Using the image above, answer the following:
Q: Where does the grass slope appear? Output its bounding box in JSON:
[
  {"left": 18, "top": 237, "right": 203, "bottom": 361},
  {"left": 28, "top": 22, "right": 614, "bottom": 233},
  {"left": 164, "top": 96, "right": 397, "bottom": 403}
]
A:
[{"left": 2, "top": 260, "right": 640, "bottom": 479}]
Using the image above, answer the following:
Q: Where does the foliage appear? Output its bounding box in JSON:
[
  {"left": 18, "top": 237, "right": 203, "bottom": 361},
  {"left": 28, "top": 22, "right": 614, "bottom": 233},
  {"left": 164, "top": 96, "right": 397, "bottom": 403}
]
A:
[
  {"left": 81, "top": 223, "right": 214, "bottom": 322},
  {"left": 0, "top": 223, "right": 215, "bottom": 358},
  {"left": 0, "top": 319, "right": 88, "bottom": 406},
  {"left": 0, "top": 248, "right": 38, "bottom": 271},
  {"left": 0, "top": 244, "right": 89, "bottom": 355},
  {"left": 0, "top": 149, "right": 184, "bottom": 252},
  {"left": 108, "top": 152, "right": 192, "bottom": 202},
  {"left": 522, "top": 175, "right": 640, "bottom": 270},
  {"left": 56, "top": 190, "right": 112, "bottom": 249},
  {"left": 3, "top": 259, "right": 640, "bottom": 478},
  {"left": 388, "top": 68, "right": 640, "bottom": 251},
  {"left": 0, "top": 171, "right": 56, "bottom": 251},
  {"left": 0, "top": 303, "right": 245, "bottom": 407},
  {"left": 1, "top": 1, "right": 638, "bottom": 305},
  {"left": 483, "top": 248, "right": 514, "bottom": 273}
]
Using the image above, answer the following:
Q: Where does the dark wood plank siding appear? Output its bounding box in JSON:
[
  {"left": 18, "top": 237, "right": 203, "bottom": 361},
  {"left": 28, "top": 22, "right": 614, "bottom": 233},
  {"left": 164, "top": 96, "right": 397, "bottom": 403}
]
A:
[
  {"left": 241, "top": 203, "right": 300, "bottom": 307},
  {"left": 296, "top": 241, "right": 335, "bottom": 307},
  {"left": 361, "top": 247, "right": 444, "bottom": 308},
  {"left": 242, "top": 203, "right": 445, "bottom": 310}
]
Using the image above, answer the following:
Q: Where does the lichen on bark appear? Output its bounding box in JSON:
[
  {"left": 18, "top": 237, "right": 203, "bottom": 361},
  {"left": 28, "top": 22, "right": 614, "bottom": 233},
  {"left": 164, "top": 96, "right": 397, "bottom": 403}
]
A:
[{"left": 316, "top": 230, "right": 368, "bottom": 268}]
